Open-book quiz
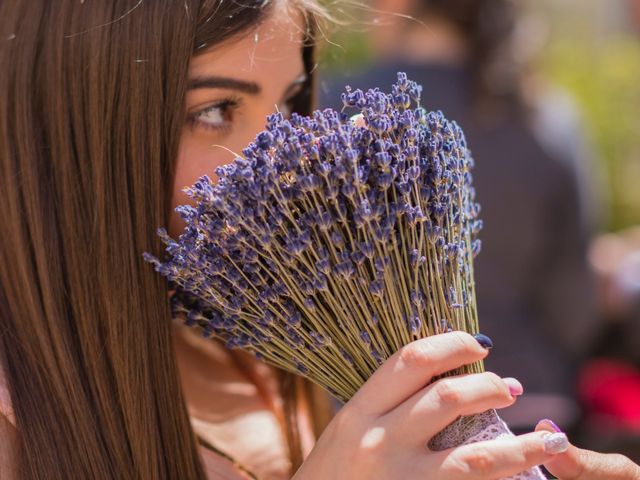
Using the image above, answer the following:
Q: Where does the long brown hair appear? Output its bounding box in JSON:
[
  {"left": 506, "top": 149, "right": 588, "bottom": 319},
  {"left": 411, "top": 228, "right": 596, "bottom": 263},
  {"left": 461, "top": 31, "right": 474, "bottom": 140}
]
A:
[{"left": 0, "top": 1, "right": 331, "bottom": 478}]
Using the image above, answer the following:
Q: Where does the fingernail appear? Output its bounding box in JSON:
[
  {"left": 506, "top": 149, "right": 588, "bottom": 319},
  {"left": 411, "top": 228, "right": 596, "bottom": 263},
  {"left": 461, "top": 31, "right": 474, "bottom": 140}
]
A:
[
  {"left": 473, "top": 333, "right": 493, "bottom": 349},
  {"left": 537, "top": 418, "right": 562, "bottom": 433},
  {"left": 543, "top": 432, "right": 569, "bottom": 454},
  {"left": 502, "top": 377, "right": 523, "bottom": 396}
]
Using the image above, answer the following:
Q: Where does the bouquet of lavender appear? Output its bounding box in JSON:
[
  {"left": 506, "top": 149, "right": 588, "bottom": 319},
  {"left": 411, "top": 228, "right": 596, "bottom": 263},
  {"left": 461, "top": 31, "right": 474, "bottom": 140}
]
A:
[{"left": 145, "top": 73, "right": 545, "bottom": 479}]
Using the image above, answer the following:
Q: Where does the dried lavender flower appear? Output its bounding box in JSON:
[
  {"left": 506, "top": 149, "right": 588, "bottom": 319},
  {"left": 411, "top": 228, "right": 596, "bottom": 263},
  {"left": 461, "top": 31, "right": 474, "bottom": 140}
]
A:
[
  {"left": 144, "top": 73, "right": 484, "bottom": 400},
  {"left": 145, "top": 73, "right": 548, "bottom": 479}
]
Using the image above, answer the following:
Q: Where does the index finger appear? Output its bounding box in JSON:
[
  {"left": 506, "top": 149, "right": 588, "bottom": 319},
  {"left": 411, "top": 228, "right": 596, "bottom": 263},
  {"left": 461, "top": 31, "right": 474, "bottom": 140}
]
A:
[{"left": 350, "top": 331, "right": 488, "bottom": 416}]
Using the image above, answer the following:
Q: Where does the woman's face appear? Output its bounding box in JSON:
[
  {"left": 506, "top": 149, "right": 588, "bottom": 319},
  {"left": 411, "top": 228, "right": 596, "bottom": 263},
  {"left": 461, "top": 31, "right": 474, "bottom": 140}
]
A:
[{"left": 170, "top": 8, "right": 306, "bottom": 238}]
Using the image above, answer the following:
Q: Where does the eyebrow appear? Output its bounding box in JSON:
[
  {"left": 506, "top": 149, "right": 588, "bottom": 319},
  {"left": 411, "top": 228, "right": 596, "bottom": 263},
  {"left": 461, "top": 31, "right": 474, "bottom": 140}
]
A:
[
  {"left": 187, "top": 76, "right": 261, "bottom": 94},
  {"left": 187, "top": 72, "right": 308, "bottom": 96}
]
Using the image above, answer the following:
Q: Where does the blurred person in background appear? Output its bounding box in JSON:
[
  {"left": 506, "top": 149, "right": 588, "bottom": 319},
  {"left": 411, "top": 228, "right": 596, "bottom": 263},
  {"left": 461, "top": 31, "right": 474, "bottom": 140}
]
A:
[
  {"left": 577, "top": 226, "right": 640, "bottom": 459},
  {"left": 319, "top": 0, "right": 603, "bottom": 436}
]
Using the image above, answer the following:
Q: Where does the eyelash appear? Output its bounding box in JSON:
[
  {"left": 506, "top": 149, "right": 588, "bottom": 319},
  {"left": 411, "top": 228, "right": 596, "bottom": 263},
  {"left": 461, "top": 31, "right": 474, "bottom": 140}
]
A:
[
  {"left": 186, "top": 91, "right": 301, "bottom": 135},
  {"left": 186, "top": 95, "right": 242, "bottom": 135}
]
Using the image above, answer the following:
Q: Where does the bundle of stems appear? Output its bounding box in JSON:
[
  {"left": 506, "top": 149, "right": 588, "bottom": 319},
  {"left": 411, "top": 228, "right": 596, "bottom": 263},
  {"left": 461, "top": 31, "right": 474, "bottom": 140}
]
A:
[{"left": 145, "top": 73, "right": 544, "bottom": 479}]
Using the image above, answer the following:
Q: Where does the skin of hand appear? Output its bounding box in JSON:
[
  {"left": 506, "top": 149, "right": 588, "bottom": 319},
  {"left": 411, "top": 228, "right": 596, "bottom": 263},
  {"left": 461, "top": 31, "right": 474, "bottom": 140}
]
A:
[
  {"left": 535, "top": 420, "right": 640, "bottom": 480},
  {"left": 292, "top": 331, "right": 568, "bottom": 480}
]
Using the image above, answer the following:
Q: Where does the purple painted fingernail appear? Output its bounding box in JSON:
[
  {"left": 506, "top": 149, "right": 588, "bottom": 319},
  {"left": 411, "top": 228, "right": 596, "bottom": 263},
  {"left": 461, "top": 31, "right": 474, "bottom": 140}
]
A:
[
  {"left": 473, "top": 333, "right": 493, "bottom": 349},
  {"left": 543, "top": 432, "right": 569, "bottom": 454},
  {"left": 502, "top": 377, "right": 523, "bottom": 396},
  {"left": 537, "top": 418, "right": 562, "bottom": 433}
]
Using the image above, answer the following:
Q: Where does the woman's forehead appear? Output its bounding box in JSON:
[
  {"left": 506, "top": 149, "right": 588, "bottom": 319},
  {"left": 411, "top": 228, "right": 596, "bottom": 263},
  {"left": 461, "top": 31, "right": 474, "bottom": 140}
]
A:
[{"left": 188, "top": 6, "right": 306, "bottom": 80}]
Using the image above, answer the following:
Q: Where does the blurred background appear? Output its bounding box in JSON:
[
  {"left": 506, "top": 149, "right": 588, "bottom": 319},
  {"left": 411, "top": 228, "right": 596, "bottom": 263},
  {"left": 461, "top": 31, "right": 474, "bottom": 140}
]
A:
[{"left": 316, "top": 0, "right": 640, "bottom": 466}]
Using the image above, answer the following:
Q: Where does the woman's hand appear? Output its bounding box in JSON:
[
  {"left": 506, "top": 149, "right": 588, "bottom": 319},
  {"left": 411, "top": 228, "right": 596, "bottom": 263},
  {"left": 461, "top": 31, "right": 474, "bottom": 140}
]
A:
[
  {"left": 293, "top": 331, "right": 566, "bottom": 479},
  {"left": 536, "top": 420, "right": 640, "bottom": 479}
]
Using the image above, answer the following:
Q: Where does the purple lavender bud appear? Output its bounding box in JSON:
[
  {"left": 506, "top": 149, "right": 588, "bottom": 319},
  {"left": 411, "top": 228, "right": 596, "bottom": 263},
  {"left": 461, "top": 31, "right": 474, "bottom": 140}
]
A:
[
  {"left": 377, "top": 173, "right": 393, "bottom": 190},
  {"left": 408, "top": 315, "right": 421, "bottom": 335},
  {"left": 374, "top": 151, "right": 391, "bottom": 168},
  {"left": 341, "top": 182, "right": 356, "bottom": 198},
  {"left": 310, "top": 331, "right": 330, "bottom": 348},
  {"left": 395, "top": 180, "right": 411, "bottom": 196},
  {"left": 330, "top": 230, "right": 345, "bottom": 248},
  {"left": 472, "top": 239, "right": 482, "bottom": 257},
  {"left": 374, "top": 256, "right": 390, "bottom": 273},
  {"left": 273, "top": 280, "right": 288, "bottom": 296},
  {"left": 299, "top": 174, "right": 322, "bottom": 192},
  {"left": 142, "top": 251, "right": 159, "bottom": 266},
  {"left": 334, "top": 200, "right": 348, "bottom": 219},
  {"left": 359, "top": 241, "right": 375, "bottom": 259},
  {"left": 404, "top": 145, "right": 418, "bottom": 161},
  {"left": 369, "top": 280, "right": 384, "bottom": 297},
  {"left": 370, "top": 347, "right": 384, "bottom": 366},
  {"left": 392, "top": 92, "right": 411, "bottom": 110},
  {"left": 286, "top": 310, "right": 302, "bottom": 328},
  {"left": 317, "top": 211, "right": 334, "bottom": 231},
  {"left": 410, "top": 290, "right": 424, "bottom": 308},
  {"left": 335, "top": 260, "right": 355, "bottom": 280},
  {"left": 341, "top": 86, "right": 365, "bottom": 108},
  {"left": 301, "top": 281, "right": 315, "bottom": 296},
  {"left": 315, "top": 161, "right": 332, "bottom": 177},
  {"left": 201, "top": 324, "right": 215, "bottom": 338},
  {"left": 313, "top": 273, "right": 328, "bottom": 291},
  {"left": 370, "top": 227, "right": 384, "bottom": 243},
  {"left": 185, "top": 310, "right": 200, "bottom": 327},
  {"left": 315, "top": 257, "right": 331, "bottom": 275},
  {"left": 285, "top": 326, "right": 305, "bottom": 350},
  {"left": 406, "top": 165, "right": 420, "bottom": 181},
  {"left": 257, "top": 311, "right": 275, "bottom": 328},
  {"left": 350, "top": 250, "right": 366, "bottom": 266},
  {"left": 359, "top": 331, "right": 372, "bottom": 345},
  {"left": 472, "top": 220, "right": 483, "bottom": 235},
  {"left": 444, "top": 243, "right": 460, "bottom": 259},
  {"left": 339, "top": 347, "right": 354, "bottom": 366},
  {"left": 396, "top": 72, "right": 409, "bottom": 90},
  {"left": 303, "top": 297, "right": 316, "bottom": 312},
  {"left": 293, "top": 358, "right": 309, "bottom": 374}
]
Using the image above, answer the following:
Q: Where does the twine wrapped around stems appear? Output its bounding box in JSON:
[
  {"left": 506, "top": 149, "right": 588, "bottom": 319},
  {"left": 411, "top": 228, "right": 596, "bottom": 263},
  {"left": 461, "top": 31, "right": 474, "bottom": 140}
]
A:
[{"left": 145, "top": 73, "right": 545, "bottom": 479}]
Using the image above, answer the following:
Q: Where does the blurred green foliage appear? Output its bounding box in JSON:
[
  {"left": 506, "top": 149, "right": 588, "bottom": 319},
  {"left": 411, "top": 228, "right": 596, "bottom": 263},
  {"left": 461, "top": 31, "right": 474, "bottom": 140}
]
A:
[
  {"left": 318, "top": 24, "right": 370, "bottom": 73},
  {"left": 540, "top": 36, "right": 640, "bottom": 231}
]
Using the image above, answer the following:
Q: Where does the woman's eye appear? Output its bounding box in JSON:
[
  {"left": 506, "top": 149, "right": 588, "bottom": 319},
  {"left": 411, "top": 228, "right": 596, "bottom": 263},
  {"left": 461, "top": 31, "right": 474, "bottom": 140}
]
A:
[{"left": 187, "top": 96, "right": 241, "bottom": 133}]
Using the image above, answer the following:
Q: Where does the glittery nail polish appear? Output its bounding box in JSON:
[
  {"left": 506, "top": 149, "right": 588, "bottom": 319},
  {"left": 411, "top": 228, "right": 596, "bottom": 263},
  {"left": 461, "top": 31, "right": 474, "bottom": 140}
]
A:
[{"left": 543, "top": 432, "right": 569, "bottom": 454}]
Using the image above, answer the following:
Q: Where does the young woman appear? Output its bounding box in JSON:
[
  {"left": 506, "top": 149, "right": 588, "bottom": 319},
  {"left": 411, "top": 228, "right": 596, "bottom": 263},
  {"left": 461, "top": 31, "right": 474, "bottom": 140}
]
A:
[{"left": 1, "top": 1, "right": 638, "bottom": 479}]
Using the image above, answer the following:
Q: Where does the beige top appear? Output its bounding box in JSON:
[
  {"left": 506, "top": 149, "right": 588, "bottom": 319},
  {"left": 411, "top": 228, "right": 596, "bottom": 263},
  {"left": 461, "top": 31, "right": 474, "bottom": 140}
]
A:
[
  {"left": 0, "top": 324, "right": 316, "bottom": 479},
  {"left": 172, "top": 322, "right": 316, "bottom": 479}
]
